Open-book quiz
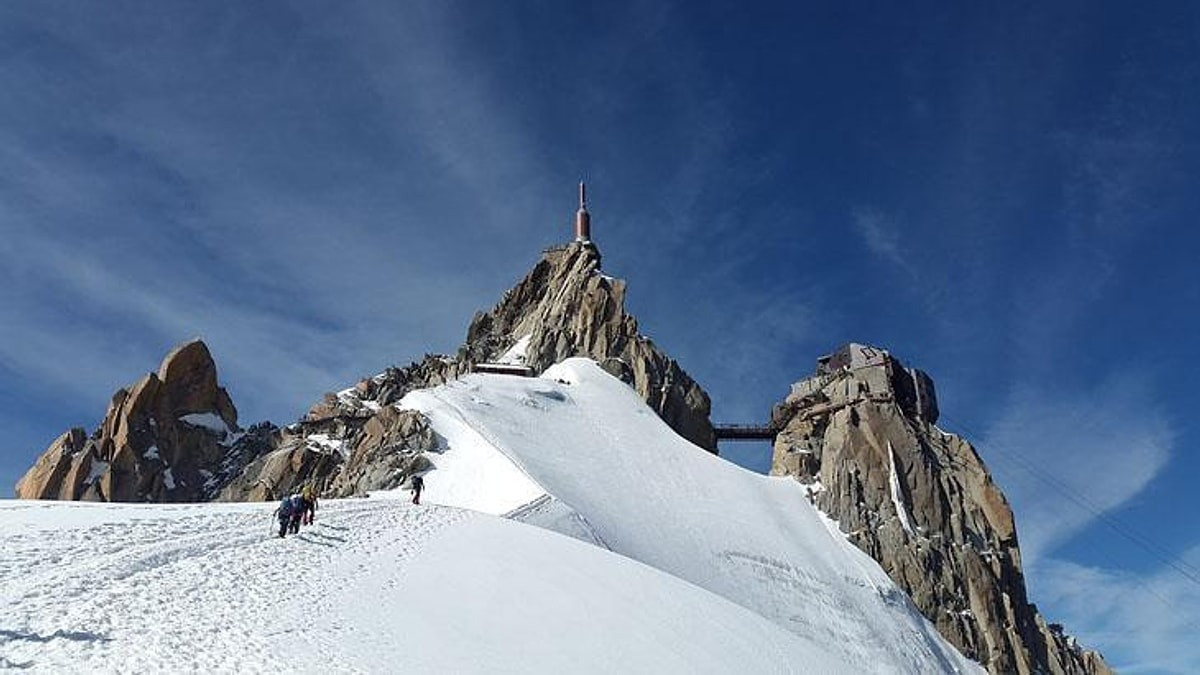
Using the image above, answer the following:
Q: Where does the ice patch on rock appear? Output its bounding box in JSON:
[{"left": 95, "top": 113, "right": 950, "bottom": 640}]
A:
[
  {"left": 307, "top": 433, "right": 349, "bottom": 458},
  {"left": 888, "top": 442, "right": 915, "bottom": 536},
  {"left": 497, "top": 334, "right": 532, "bottom": 365},
  {"left": 179, "top": 413, "right": 230, "bottom": 438},
  {"left": 87, "top": 459, "right": 109, "bottom": 485}
]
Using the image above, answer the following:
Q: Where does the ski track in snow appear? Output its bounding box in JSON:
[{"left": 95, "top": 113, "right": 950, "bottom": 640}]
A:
[{"left": 0, "top": 500, "right": 471, "bottom": 672}]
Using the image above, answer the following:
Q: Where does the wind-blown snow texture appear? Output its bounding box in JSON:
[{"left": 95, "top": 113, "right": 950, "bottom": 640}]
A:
[{"left": 2, "top": 358, "right": 981, "bottom": 673}]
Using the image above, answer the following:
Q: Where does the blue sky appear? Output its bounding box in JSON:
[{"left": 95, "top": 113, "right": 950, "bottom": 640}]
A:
[{"left": 2, "top": 1, "right": 1198, "bottom": 670}]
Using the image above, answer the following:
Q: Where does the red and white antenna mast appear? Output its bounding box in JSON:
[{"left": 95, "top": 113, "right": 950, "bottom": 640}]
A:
[{"left": 574, "top": 180, "right": 591, "bottom": 242}]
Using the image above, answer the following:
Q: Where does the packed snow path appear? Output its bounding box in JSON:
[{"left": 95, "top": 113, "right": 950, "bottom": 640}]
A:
[
  {"left": 0, "top": 499, "right": 466, "bottom": 671},
  {"left": 1, "top": 498, "right": 845, "bottom": 673}
]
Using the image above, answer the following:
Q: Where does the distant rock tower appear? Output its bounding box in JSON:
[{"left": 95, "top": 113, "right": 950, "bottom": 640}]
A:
[{"left": 574, "top": 181, "right": 591, "bottom": 242}]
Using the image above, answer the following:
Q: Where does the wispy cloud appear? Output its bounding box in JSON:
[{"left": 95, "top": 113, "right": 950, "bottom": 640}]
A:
[
  {"left": 0, "top": 0, "right": 756, "bottom": 496},
  {"left": 1035, "top": 549, "right": 1200, "bottom": 674},
  {"left": 981, "top": 372, "right": 1174, "bottom": 566},
  {"left": 850, "top": 206, "right": 918, "bottom": 279},
  {"left": 974, "top": 371, "right": 1195, "bottom": 671},
  {"left": 0, "top": 3, "right": 559, "bottom": 427}
]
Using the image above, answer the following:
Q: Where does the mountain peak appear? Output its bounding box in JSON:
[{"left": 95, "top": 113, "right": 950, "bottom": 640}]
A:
[
  {"left": 218, "top": 226, "right": 714, "bottom": 502},
  {"left": 156, "top": 338, "right": 211, "bottom": 382},
  {"left": 462, "top": 239, "right": 715, "bottom": 450}
]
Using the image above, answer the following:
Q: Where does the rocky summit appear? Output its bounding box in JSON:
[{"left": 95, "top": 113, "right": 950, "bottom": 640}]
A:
[
  {"left": 461, "top": 241, "right": 715, "bottom": 450},
  {"left": 770, "top": 343, "right": 1111, "bottom": 675},
  {"left": 15, "top": 340, "right": 275, "bottom": 502},
  {"left": 221, "top": 240, "right": 715, "bottom": 500}
]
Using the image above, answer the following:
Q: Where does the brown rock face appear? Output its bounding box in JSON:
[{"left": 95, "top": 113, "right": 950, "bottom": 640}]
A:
[
  {"left": 14, "top": 428, "right": 90, "bottom": 499},
  {"left": 770, "top": 343, "right": 1111, "bottom": 675},
  {"left": 156, "top": 341, "right": 239, "bottom": 423},
  {"left": 14, "top": 339, "right": 269, "bottom": 502},
  {"left": 217, "top": 437, "right": 340, "bottom": 502},
  {"left": 244, "top": 357, "right": 463, "bottom": 500}
]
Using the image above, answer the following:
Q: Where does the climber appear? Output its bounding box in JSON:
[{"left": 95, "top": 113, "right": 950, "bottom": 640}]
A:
[
  {"left": 410, "top": 473, "right": 425, "bottom": 505},
  {"left": 274, "top": 495, "right": 295, "bottom": 538},
  {"left": 301, "top": 485, "right": 318, "bottom": 526},
  {"left": 287, "top": 493, "right": 306, "bottom": 534}
]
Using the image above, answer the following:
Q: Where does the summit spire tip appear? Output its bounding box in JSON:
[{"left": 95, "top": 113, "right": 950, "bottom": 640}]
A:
[{"left": 574, "top": 181, "right": 591, "bottom": 242}]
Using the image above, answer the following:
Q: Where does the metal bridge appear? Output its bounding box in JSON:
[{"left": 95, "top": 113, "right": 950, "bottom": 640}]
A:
[{"left": 713, "top": 424, "right": 778, "bottom": 441}]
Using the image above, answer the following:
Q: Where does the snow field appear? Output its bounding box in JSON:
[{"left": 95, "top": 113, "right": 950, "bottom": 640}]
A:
[
  {"left": 1, "top": 497, "right": 854, "bottom": 673},
  {"left": 0, "top": 499, "right": 469, "bottom": 672}
]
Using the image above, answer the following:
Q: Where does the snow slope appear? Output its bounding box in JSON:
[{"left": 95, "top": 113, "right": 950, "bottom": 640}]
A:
[
  {"left": 403, "top": 358, "right": 982, "bottom": 673},
  {"left": 3, "top": 357, "right": 982, "bottom": 672},
  {"left": 1, "top": 499, "right": 839, "bottom": 672}
]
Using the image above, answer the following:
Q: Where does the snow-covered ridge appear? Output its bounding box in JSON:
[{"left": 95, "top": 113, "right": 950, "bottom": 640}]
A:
[
  {"left": 333, "top": 384, "right": 383, "bottom": 412},
  {"left": 400, "top": 358, "right": 982, "bottom": 673}
]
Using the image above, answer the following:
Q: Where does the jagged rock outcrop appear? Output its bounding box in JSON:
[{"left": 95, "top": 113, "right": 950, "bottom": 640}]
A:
[
  {"left": 15, "top": 428, "right": 91, "bottom": 501},
  {"left": 770, "top": 343, "right": 1111, "bottom": 675},
  {"left": 14, "top": 340, "right": 272, "bottom": 502},
  {"left": 326, "top": 408, "right": 437, "bottom": 497},
  {"left": 460, "top": 242, "right": 715, "bottom": 450},
  {"left": 305, "top": 357, "right": 465, "bottom": 423},
  {"left": 221, "top": 357, "right": 463, "bottom": 500},
  {"left": 217, "top": 435, "right": 341, "bottom": 502},
  {"left": 218, "top": 407, "right": 438, "bottom": 501}
]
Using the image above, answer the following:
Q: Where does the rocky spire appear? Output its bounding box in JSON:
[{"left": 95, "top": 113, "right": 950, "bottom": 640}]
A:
[
  {"left": 462, "top": 241, "right": 716, "bottom": 450},
  {"left": 770, "top": 343, "right": 1111, "bottom": 675},
  {"left": 14, "top": 339, "right": 274, "bottom": 502}
]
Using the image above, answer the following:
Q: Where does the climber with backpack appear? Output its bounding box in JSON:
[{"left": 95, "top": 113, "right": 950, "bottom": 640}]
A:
[
  {"left": 410, "top": 473, "right": 425, "bottom": 505},
  {"left": 301, "top": 485, "right": 318, "bottom": 526},
  {"left": 274, "top": 495, "right": 295, "bottom": 539},
  {"left": 287, "top": 493, "right": 305, "bottom": 535}
]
